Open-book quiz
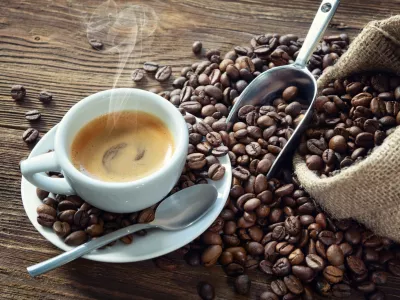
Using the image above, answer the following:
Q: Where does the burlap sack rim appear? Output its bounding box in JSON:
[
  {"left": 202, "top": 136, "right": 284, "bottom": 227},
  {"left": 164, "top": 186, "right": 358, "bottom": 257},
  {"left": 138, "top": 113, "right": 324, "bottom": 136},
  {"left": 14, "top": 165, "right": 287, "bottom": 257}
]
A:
[{"left": 318, "top": 15, "right": 400, "bottom": 87}]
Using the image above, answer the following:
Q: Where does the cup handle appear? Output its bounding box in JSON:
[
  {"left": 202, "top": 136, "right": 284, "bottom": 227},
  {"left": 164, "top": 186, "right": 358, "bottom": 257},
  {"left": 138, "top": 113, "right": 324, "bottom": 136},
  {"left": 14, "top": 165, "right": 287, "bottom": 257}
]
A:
[{"left": 20, "top": 151, "right": 75, "bottom": 195}]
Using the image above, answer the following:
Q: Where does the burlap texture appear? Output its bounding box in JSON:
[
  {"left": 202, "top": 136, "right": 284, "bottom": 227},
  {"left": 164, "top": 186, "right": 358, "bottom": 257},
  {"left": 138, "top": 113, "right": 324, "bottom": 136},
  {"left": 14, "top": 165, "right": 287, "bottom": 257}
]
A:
[{"left": 293, "top": 15, "right": 400, "bottom": 242}]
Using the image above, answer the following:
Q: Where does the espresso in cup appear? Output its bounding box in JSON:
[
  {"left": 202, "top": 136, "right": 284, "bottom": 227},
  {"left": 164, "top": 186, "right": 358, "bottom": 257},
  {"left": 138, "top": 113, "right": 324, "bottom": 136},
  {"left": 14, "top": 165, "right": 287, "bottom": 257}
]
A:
[{"left": 70, "top": 110, "right": 174, "bottom": 182}]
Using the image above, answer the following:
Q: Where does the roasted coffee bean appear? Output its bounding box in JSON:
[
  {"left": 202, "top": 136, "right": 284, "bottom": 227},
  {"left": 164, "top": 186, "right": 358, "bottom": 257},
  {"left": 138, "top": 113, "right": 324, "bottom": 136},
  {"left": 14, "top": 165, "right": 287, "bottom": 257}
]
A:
[
  {"left": 208, "top": 163, "right": 225, "bottom": 180},
  {"left": 306, "top": 254, "right": 325, "bottom": 271},
  {"left": 88, "top": 39, "right": 103, "bottom": 49},
  {"left": 323, "top": 266, "right": 344, "bottom": 284},
  {"left": 131, "top": 69, "right": 145, "bottom": 82},
  {"left": 42, "top": 197, "right": 57, "bottom": 209},
  {"left": 260, "top": 292, "right": 279, "bottom": 300},
  {"left": 192, "top": 41, "right": 202, "bottom": 54},
  {"left": 327, "top": 244, "right": 344, "bottom": 266},
  {"left": 201, "top": 245, "right": 222, "bottom": 267},
  {"left": 289, "top": 248, "right": 305, "bottom": 265},
  {"left": 197, "top": 281, "right": 214, "bottom": 300},
  {"left": 143, "top": 62, "right": 159, "bottom": 72},
  {"left": 367, "top": 291, "right": 386, "bottom": 300},
  {"left": 155, "top": 65, "right": 172, "bottom": 82},
  {"left": 64, "top": 230, "right": 88, "bottom": 246},
  {"left": 187, "top": 153, "right": 207, "bottom": 170},
  {"left": 346, "top": 255, "right": 367, "bottom": 275},
  {"left": 332, "top": 283, "right": 351, "bottom": 298},
  {"left": 272, "top": 257, "right": 291, "bottom": 276},
  {"left": 23, "top": 128, "right": 39, "bottom": 143},
  {"left": 371, "top": 271, "right": 388, "bottom": 285},
  {"left": 292, "top": 265, "right": 315, "bottom": 282},
  {"left": 37, "top": 213, "right": 56, "bottom": 227},
  {"left": 259, "top": 259, "right": 274, "bottom": 275},
  {"left": 52, "top": 221, "right": 71, "bottom": 238},
  {"left": 284, "top": 275, "right": 304, "bottom": 295},
  {"left": 319, "top": 230, "right": 336, "bottom": 246},
  {"left": 212, "top": 145, "right": 229, "bottom": 157},
  {"left": 235, "top": 275, "right": 251, "bottom": 295},
  {"left": 357, "top": 281, "right": 376, "bottom": 293},
  {"left": 232, "top": 166, "right": 250, "bottom": 180},
  {"left": 225, "top": 262, "right": 244, "bottom": 276},
  {"left": 73, "top": 210, "right": 89, "bottom": 227},
  {"left": 11, "top": 85, "right": 26, "bottom": 100},
  {"left": 38, "top": 91, "right": 53, "bottom": 103},
  {"left": 285, "top": 216, "right": 301, "bottom": 236},
  {"left": 271, "top": 279, "right": 288, "bottom": 297},
  {"left": 25, "top": 110, "right": 41, "bottom": 121}
]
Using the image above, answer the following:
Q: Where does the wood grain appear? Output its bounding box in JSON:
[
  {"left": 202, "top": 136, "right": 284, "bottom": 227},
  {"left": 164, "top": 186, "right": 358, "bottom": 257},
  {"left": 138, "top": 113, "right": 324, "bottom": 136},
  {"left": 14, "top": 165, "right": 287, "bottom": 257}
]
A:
[{"left": 1, "top": 0, "right": 399, "bottom": 299}]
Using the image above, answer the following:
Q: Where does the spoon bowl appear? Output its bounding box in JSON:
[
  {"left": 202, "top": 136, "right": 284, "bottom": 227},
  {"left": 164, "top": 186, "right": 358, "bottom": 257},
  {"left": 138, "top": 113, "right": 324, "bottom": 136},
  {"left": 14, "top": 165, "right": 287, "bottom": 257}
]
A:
[{"left": 154, "top": 184, "right": 218, "bottom": 230}]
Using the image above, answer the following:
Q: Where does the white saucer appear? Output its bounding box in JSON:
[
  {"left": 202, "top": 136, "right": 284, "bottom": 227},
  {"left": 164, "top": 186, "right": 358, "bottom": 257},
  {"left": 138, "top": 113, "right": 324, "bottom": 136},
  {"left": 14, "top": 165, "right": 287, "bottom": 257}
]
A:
[{"left": 21, "top": 124, "right": 231, "bottom": 263}]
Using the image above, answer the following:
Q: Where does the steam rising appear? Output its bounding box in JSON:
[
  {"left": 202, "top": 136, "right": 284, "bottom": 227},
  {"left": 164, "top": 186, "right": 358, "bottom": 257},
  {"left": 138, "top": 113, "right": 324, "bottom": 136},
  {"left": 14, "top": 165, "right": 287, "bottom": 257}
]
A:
[{"left": 86, "top": 0, "right": 158, "bottom": 127}]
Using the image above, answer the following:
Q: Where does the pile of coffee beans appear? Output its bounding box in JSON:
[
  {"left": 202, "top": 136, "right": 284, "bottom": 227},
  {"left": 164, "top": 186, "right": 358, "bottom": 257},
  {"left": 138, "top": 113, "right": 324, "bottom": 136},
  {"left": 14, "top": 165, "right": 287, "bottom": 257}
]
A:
[
  {"left": 299, "top": 73, "right": 400, "bottom": 176},
  {"left": 189, "top": 173, "right": 400, "bottom": 299},
  {"left": 27, "top": 31, "right": 400, "bottom": 300}
]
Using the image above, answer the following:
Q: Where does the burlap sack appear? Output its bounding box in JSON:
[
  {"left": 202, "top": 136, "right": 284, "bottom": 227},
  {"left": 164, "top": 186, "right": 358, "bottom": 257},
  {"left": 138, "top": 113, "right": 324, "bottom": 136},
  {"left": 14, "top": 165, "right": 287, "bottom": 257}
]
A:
[{"left": 293, "top": 15, "right": 400, "bottom": 242}]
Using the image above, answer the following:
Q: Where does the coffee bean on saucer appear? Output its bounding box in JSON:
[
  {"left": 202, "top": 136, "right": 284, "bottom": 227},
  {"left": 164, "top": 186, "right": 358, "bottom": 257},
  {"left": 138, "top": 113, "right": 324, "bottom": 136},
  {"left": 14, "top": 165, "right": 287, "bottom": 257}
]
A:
[
  {"left": 23, "top": 128, "right": 39, "bottom": 143},
  {"left": 192, "top": 41, "right": 203, "bottom": 54},
  {"left": 53, "top": 221, "right": 71, "bottom": 238},
  {"left": 155, "top": 66, "right": 172, "bottom": 82},
  {"left": 25, "top": 110, "right": 41, "bottom": 121},
  {"left": 36, "top": 188, "right": 49, "bottom": 200},
  {"left": 74, "top": 210, "right": 89, "bottom": 227},
  {"left": 88, "top": 39, "right": 103, "bottom": 50},
  {"left": 131, "top": 69, "right": 145, "bottom": 82},
  {"left": 197, "top": 281, "right": 215, "bottom": 300},
  {"left": 38, "top": 91, "right": 52, "bottom": 103},
  {"left": 144, "top": 62, "right": 159, "bottom": 72},
  {"left": 64, "top": 230, "right": 88, "bottom": 246},
  {"left": 208, "top": 163, "right": 225, "bottom": 180},
  {"left": 37, "top": 213, "right": 56, "bottom": 227},
  {"left": 11, "top": 85, "right": 26, "bottom": 101}
]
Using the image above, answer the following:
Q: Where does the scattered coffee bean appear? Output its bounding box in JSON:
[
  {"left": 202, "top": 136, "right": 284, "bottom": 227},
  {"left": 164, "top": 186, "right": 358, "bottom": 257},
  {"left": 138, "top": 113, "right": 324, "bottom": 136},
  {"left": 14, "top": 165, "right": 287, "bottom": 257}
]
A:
[
  {"left": 11, "top": 85, "right": 26, "bottom": 101},
  {"left": 38, "top": 91, "right": 52, "bottom": 103},
  {"left": 192, "top": 41, "right": 203, "bottom": 54},
  {"left": 235, "top": 274, "right": 251, "bottom": 295},
  {"left": 197, "top": 281, "right": 215, "bottom": 300},
  {"left": 131, "top": 69, "right": 145, "bottom": 82},
  {"left": 88, "top": 39, "right": 103, "bottom": 50},
  {"left": 22, "top": 128, "right": 39, "bottom": 143},
  {"left": 155, "top": 65, "right": 172, "bottom": 82},
  {"left": 144, "top": 62, "right": 159, "bottom": 72},
  {"left": 25, "top": 110, "right": 41, "bottom": 121}
]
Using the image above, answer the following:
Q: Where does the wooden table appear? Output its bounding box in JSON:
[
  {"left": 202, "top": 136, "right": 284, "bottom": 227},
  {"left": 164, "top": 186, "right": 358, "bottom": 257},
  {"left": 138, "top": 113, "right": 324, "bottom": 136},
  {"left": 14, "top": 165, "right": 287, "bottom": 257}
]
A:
[{"left": 1, "top": 0, "right": 399, "bottom": 299}]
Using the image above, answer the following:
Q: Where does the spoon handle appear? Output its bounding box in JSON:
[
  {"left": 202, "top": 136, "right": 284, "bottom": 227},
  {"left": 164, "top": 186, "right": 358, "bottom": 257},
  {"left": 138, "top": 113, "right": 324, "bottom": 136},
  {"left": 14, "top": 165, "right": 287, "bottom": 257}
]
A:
[
  {"left": 27, "top": 223, "right": 153, "bottom": 277},
  {"left": 294, "top": 0, "right": 340, "bottom": 68}
]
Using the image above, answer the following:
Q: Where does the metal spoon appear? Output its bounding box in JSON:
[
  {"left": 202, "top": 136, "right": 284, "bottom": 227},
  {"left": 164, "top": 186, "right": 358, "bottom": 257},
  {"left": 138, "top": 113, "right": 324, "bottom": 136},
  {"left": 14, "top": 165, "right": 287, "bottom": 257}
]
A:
[
  {"left": 227, "top": 0, "right": 340, "bottom": 179},
  {"left": 27, "top": 184, "right": 218, "bottom": 277}
]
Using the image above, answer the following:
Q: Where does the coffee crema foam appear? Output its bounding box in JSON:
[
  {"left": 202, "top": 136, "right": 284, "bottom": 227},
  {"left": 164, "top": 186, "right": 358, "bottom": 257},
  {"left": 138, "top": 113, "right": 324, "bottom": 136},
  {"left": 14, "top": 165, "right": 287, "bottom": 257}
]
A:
[{"left": 70, "top": 111, "right": 174, "bottom": 182}]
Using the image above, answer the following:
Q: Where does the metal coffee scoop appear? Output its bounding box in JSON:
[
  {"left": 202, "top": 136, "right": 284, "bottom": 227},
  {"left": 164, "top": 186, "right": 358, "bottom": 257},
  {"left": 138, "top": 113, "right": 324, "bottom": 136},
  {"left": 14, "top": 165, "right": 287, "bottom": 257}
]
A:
[{"left": 227, "top": 0, "right": 340, "bottom": 179}]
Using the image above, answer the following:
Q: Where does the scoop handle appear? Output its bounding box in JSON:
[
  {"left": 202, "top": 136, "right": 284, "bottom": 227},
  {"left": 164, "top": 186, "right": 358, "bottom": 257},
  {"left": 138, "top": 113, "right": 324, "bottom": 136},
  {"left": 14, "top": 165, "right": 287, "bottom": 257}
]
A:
[{"left": 294, "top": 0, "right": 340, "bottom": 68}]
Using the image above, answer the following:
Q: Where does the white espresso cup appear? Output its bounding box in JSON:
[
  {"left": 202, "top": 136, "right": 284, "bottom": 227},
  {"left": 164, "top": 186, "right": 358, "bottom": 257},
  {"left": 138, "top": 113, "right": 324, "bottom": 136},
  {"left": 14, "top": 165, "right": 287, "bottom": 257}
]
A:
[{"left": 20, "top": 88, "right": 189, "bottom": 213}]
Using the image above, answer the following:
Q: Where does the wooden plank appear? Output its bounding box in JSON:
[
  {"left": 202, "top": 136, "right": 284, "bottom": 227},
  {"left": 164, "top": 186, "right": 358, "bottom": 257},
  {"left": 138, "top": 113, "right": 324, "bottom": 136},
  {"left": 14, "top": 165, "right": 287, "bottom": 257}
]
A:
[{"left": 0, "top": 0, "right": 399, "bottom": 299}]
